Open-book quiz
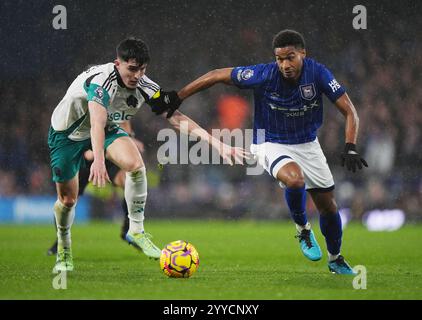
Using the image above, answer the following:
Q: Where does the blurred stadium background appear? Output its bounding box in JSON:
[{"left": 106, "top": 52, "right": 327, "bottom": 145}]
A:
[{"left": 0, "top": 0, "right": 420, "bottom": 227}]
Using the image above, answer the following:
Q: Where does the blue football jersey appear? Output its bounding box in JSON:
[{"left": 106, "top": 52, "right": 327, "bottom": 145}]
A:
[{"left": 231, "top": 58, "right": 345, "bottom": 144}]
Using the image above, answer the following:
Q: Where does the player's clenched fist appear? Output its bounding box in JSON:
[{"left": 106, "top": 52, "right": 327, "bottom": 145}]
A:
[
  {"left": 147, "top": 90, "right": 182, "bottom": 118},
  {"left": 340, "top": 143, "right": 368, "bottom": 173}
]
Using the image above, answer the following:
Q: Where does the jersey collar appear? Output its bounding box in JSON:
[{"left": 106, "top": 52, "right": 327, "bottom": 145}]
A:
[{"left": 114, "top": 66, "right": 129, "bottom": 89}]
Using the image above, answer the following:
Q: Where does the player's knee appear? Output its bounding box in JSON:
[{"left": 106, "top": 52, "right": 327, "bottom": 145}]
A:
[
  {"left": 59, "top": 196, "right": 77, "bottom": 208},
  {"left": 277, "top": 162, "right": 305, "bottom": 189},
  {"left": 285, "top": 175, "right": 305, "bottom": 189},
  {"left": 122, "top": 159, "right": 143, "bottom": 172},
  {"left": 129, "top": 161, "right": 143, "bottom": 172}
]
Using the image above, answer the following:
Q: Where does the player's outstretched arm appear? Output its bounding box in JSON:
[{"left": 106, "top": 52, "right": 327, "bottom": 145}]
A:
[
  {"left": 166, "top": 110, "right": 250, "bottom": 165},
  {"left": 178, "top": 68, "right": 234, "bottom": 101},
  {"left": 88, "top": 101, "right": 111, "bottom": 186},
  {"left": 147, "top": 68, "right": 233, "bottom": 118},
  {"left": 334, "top": 93, "right": 368, "bottom": 172}
]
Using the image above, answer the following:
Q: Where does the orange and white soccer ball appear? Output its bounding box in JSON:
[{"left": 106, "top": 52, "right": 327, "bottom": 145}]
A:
[{"left": 160, "top": 240, "right": 200, "bottom": 278}]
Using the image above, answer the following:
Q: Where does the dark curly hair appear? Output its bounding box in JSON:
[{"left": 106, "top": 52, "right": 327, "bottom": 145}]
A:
[{"left": 272, "top": 30, "right": 305, "bottom": 50}]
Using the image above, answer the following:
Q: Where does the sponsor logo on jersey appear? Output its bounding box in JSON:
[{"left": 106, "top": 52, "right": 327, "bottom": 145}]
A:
[
  {"left": 107, "top": 111, "right": 134, "bottom": 121},
  {"left": 299, "top": 83, "right": 316, "bottom": 100},
  {"left": 328, "top": 79, "right": 341, "bottom": 93},
  {"left": 268, "top": 100, "right": 319, "bottom": 117}
]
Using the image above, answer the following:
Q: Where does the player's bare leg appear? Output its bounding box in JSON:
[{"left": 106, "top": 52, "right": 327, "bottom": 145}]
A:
[
  {"left": 52, "top": 175, "right": 79, "bottom": 272},
  {"left": 106, "top": 136, "right": 161, "bottom": 259},
  {"left": 308, "top": 190, "right": 356, "bottom": 274},
  {"left": 276, "top": 162, "right": 322, "bottom": 261}
]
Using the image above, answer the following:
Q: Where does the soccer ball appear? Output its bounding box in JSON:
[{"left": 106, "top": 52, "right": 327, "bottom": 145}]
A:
[{"left": 160, "top": 240, "right": 200, "bottom": 278}]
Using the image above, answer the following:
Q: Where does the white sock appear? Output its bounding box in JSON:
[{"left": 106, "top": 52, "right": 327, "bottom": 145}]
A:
[
  {"left": 125, "top": 167, "right": 147, "bottom": 235},
  {"left": 328, "top": 253, "right": 340, "bottom": 262},
  {"left": 54, "top": 200, "right": 75, "bottom": 249},
  {"left": 296, "top": 222, "right": 311, "bottom": 232}
]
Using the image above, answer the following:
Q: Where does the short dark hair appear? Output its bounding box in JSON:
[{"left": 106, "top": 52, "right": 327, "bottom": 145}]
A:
[
  {"left": 116, "top": 37, "right": 150, "bottom": 65},
  {"left": 272, "top": 30, "right": 305, "bottom": 50}
]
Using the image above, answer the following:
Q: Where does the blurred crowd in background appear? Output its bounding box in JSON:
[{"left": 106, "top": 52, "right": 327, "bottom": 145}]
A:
[{"left": 0, "top": 1, "right": 420, "bottom": 221}]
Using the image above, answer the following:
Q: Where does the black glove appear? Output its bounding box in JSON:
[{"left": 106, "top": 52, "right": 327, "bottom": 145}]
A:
[
  {"left": 148, "top": 90, "right": 182, "bottom": 118},
  {"left": 340, "top": 143, "right": 368, "bottom": 172}
]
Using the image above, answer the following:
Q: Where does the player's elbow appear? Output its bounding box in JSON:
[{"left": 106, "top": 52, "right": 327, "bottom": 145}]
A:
[{"left": 349, "top": 109, "right": 359, "bottom": 128}]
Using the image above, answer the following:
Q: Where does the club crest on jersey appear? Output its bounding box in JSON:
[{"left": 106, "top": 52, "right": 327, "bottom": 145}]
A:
[
  {"left": 95, "top": 86, "right": 104, "bottom": 99},
  {"left": 240, "top": 69, "right": 254, "bottom": 81},
  {"left": 299, "top": 84, "right": 316, "bottom": 100},
  {"left": 126, "top": 95, "right": 138, "bottom": 108}
]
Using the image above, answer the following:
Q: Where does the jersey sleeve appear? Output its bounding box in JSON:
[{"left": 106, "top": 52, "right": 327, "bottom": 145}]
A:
[
  {"left": 231, "top": 63, "right": 272, "bottom": 89},
  {"left": 85, "top": 72, "right": 114, "bottom": 108},
  {"left": 137, "top": 75, "right": 161, "bottom": 101},
  {"left": 317, "top": 64, "right": 346, "bottom": 103}
]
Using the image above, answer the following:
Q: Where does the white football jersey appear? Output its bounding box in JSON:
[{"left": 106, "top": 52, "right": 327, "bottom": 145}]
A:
[{"left": 51, "top": 63, "right": 160, "bottom": 141}]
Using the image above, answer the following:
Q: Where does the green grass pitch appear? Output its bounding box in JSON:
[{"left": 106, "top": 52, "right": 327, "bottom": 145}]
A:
[{"left": 0, "top": 220, "right": 421, "bottom": 299}]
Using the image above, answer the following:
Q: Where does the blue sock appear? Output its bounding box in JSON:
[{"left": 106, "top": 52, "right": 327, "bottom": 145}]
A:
[
  {"left": 319, "top": 212, "right": 342, "bottom": 255},
  {"left": 285, "top": 186, "right": 307, "bottom": 226}
]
